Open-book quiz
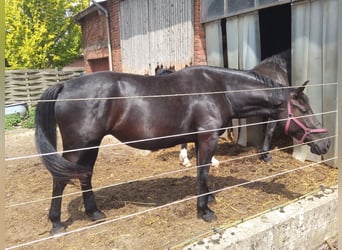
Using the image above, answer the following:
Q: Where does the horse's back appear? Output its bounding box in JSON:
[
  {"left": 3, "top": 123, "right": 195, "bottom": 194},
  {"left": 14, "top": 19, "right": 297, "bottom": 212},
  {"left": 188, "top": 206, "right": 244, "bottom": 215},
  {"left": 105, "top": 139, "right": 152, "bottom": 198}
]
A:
[{"left": 53, "top": 70, "right": 231, "bottom": 149}]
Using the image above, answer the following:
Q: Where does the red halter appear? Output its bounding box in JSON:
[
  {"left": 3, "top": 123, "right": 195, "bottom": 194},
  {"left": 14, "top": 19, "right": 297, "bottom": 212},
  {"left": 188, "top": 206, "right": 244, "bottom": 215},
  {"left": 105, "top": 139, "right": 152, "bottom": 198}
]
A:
[{"left": 284, "top": 101, "right": 328, "bottom": 143}]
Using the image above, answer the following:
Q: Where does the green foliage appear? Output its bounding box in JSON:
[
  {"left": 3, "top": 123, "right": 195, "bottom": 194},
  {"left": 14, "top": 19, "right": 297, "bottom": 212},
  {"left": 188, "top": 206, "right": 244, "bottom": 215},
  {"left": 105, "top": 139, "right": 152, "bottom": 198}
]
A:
[
  {"left": 5, "top": 108, "right": 36, "bottom": 130},
  {"left": 22, "top": 108, "right": 36, "bottom": 129},
  {"left": 5, "top": 113, "right": 23, "bottom": 130},
  {"left": 5, "top": 0, "right": 89, "bottom": 69}
]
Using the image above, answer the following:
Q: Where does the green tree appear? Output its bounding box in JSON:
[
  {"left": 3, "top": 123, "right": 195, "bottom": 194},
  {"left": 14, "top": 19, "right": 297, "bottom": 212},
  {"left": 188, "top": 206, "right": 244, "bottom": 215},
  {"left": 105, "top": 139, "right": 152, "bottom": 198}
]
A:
[{"left": 5, "top": 0, "right": 89, "bottom": 69}]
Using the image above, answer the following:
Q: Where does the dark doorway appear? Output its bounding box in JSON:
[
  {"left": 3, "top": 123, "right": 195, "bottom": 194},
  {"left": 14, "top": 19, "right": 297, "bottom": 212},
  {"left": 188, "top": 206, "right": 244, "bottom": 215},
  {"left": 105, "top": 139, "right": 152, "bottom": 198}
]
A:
[
  {"left": 88, "top": 57, "right": 110, "bottom": 72},
  {"left": 220, "top": 19, "right": 228, "bottom": 68},
  {"left": 258, "top": 4, "right": 291, "bottom": 60}
]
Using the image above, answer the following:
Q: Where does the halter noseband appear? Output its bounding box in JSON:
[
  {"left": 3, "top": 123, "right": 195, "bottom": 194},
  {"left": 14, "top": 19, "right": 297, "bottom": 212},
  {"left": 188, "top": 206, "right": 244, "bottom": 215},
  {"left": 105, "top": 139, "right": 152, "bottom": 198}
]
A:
[{"left": 284, "top": 101, "right": 327, "bottom": 143}]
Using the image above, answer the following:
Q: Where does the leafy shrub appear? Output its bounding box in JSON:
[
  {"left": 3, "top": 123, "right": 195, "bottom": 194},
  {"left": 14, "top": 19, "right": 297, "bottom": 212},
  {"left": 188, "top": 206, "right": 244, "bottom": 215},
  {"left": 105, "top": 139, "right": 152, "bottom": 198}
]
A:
[
  {"left": 22, "top": 108, "right": 35, "bottom": 129},
  {"left": 5, "top": 108, "right": 36, "bottom": 130},
  {"left": 5, "top": 113, "right": 22, "bottom": 129}
]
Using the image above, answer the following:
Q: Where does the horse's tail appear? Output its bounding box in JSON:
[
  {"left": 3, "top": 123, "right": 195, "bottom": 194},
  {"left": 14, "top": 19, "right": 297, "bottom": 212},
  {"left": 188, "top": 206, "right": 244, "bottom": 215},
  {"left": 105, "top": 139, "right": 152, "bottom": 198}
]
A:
[{"left": 35, "top": 83, "right": 89, "bottom": 180}]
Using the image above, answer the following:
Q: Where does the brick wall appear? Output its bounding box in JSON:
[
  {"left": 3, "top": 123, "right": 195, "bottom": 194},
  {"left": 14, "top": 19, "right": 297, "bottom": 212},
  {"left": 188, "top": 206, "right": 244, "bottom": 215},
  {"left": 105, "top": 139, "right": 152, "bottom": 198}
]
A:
[
  {"left": 81, "top": 12, "right": 107, "bottom": 49},
  {"left": 193, "top": 0, "right": 207, "bottom": 66},
  {"left": 108, "top": 0, "right": 122, "bottom": 72},
  {"left": 79, "top": 9, "right": 110, "bottom": 73}
]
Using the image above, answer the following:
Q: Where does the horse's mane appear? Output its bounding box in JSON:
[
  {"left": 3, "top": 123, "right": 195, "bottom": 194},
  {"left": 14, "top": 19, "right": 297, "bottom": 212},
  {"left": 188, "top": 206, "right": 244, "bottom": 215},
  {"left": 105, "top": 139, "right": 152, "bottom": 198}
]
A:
[
  {"left": 248, "top": 70, "right": 283, "bottom": 88},
  {"left": 180, "top": 65, "right": 284, "bottom": 89}
]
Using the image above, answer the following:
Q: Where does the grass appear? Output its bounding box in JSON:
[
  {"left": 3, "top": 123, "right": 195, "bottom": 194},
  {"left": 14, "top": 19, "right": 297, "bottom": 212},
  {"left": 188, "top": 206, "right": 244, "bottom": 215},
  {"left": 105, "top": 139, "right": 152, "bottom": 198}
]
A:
[{"left": 5, "top": 108, "right": 35, "bottom": 130}]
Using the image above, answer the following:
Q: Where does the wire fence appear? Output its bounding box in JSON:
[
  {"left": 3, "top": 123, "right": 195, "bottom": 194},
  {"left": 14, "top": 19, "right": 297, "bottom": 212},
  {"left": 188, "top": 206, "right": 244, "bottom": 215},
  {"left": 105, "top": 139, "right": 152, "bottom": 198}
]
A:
[{"left": 4, "top": 81, "right": 338, "bottom": 249}]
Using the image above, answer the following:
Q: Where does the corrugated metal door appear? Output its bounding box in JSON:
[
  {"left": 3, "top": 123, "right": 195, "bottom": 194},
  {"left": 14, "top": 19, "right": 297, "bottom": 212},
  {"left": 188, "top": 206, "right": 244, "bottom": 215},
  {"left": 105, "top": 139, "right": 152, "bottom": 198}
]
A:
[
  {"left": 120, "top": 0, "right": 194, "bottom": 75},
  {"left": 292, "top": 0, "right": 338, "bottom": 164}
]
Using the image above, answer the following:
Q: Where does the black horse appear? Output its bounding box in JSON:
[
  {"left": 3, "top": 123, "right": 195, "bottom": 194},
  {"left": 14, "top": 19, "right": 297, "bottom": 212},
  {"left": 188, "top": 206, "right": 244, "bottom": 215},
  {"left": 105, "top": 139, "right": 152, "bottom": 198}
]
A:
[
  {"left": 35, "top": 66, "right": 330, "bottom": 234},
  {"left": 251, "top": 50, "right": 292, "bottom": 161},
  {"left": 154, "top": 65, "right": 213, "bottom": 167},
  {"left": 157, "top": 50, "right": 292, "bottom": 165}
]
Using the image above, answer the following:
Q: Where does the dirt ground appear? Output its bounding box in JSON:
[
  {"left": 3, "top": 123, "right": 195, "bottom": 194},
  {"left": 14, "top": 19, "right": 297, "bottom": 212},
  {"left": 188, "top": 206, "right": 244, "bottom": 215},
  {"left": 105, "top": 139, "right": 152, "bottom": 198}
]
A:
[{"left": 5, "top": 128, "right": 338, "bottom": 249}]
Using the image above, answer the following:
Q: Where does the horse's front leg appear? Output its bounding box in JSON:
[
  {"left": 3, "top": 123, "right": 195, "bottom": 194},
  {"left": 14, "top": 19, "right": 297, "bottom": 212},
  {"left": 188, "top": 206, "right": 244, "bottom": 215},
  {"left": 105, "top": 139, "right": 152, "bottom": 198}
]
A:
[
  {"left": 49, "top": 178, "right": 68, "bottom": 235},
  {"left": 196, "top": 133, "right": 218, "bottom": 222},
  {"left": 260, "top": 119, "right": 277, "bottom": 162}
]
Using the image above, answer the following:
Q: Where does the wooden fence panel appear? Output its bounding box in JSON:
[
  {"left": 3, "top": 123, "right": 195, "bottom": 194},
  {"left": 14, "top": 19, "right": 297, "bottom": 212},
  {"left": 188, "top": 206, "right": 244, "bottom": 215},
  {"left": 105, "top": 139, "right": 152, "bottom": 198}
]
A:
[{"left": 5, "top": 69, "right": 84, "bottom": 106}]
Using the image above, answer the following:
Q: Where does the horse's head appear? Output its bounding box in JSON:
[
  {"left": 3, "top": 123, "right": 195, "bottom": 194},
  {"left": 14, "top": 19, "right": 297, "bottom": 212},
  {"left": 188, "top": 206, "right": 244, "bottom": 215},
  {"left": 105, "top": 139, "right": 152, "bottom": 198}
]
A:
[{"left": 279, "top": 81, "right": 330, "bottom": 155}]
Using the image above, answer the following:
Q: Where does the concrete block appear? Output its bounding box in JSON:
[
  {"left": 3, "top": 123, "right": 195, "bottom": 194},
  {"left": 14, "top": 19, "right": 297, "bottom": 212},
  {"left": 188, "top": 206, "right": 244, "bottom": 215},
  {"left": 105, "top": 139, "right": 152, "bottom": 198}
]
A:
[{"left": 184, "top": 186, "right": 338, "bottom": 250}]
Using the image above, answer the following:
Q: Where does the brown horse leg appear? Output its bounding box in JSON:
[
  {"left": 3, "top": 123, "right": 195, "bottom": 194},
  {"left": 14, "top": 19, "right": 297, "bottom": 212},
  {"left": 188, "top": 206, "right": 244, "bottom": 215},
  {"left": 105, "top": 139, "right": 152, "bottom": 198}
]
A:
[
  {"left": 49, "top": 178, "right": 68, "bottom": 235},
  {"left": 196, "top": 132, "right": 218, "bottom": 222}
]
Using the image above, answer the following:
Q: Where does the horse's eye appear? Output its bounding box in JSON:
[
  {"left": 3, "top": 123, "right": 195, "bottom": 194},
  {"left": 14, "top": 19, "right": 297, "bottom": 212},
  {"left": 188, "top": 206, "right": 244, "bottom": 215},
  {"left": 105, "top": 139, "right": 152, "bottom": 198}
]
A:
[
  {"left": 292, "top": 103, "right": 308, "bottom": 114},
  {"left": 302, "top": 108, "right": 309, "bottom": 114},
  {"left": 298, "top": 106, "right": 309, "bottom": 114}
]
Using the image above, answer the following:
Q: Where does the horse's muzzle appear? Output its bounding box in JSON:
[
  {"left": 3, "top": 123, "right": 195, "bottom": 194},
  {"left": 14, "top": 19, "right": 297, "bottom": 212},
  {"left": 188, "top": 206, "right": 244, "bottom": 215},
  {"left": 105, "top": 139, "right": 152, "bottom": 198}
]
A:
[{"left": 310, "top": 138, "right": 331, "bottom": 155}]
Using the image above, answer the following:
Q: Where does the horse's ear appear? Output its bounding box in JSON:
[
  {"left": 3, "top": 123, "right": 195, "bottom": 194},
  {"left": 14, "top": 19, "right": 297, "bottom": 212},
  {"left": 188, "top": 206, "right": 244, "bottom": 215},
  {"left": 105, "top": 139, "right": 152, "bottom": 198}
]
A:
[{"left": 296, "top": 80, "right": 309, "bottom": 95}]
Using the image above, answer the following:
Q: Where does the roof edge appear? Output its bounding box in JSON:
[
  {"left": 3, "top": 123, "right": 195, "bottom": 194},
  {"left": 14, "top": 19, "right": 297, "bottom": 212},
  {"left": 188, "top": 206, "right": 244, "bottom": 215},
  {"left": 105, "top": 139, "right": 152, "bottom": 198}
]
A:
[{"left": 73, "top": 1, "right": 107, "bottom": 23}]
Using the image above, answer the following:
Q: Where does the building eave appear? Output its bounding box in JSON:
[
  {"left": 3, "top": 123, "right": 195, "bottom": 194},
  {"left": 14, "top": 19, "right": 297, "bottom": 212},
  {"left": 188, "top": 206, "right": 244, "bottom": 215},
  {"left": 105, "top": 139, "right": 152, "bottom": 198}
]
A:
[{"left": 73, "top": 0, "right": 107, "bottom": 24}]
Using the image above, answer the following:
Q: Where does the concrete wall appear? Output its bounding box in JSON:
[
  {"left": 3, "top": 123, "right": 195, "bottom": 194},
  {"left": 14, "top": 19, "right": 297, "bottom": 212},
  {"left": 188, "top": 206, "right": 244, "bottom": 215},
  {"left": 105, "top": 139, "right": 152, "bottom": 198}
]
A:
[{"left": 185, "top": 186, "right": 338, "bottom": 249}]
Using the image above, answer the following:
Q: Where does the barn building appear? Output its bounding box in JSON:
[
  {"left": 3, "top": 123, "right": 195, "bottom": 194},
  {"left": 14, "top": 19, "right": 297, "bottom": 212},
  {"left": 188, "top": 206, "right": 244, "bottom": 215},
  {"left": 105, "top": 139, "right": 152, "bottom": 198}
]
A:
[
  {"left": 74, "top": 0, "right": 206, "bottom": 74},
  {"left": 74, "top": 0, "right": 339, "bottom": 165}
]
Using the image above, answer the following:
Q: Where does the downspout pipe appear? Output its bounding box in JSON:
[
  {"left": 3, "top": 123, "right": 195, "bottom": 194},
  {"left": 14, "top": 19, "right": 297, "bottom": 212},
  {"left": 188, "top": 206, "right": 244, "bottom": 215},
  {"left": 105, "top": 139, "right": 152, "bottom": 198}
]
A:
[{"left": 91, "top": 0, "right": 113, "bottom": 71}]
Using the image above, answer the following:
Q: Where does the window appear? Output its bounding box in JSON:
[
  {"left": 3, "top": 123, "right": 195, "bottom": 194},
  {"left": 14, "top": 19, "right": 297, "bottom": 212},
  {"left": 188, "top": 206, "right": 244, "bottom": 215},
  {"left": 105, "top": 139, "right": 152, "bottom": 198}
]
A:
[
  {"left": 227, "top": 0, "right": 254, "bottom": 14},
  {"left": 201, "top": 0, "right": 291, "bottom": 23},
  {"left": 201, "top": 0, "right": 225, "bottom": 23}
]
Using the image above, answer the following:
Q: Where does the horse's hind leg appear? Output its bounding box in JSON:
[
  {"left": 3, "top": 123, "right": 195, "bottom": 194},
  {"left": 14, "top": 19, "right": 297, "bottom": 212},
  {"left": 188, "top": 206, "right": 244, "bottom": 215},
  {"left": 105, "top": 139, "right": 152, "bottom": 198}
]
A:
[
  {"left": 49, "top": 178, "right": 68, "bottom": 235},
  {"left": 48, "top": 146, "right": 104, "bottom": 234},
  {"left": 49, "top": 176, "right": 104, "bottom": 234},
  {"left": 80, "top": 174, "right": 105, "bottom": 221},
  {"left": 48, "top": 141, "right": 104, "bottom": 234},
  {"left": 77, "top": 147, "right": 105, "bottom": 221}
]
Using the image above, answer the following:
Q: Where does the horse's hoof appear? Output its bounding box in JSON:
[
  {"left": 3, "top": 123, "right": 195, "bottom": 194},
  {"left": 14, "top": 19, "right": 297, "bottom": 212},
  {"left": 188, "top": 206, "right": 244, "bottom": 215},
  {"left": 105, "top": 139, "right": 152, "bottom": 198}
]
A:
[
  {"left": 50, "top": 224, "right": 65, "bottom": 235},
  {"left": 198, "top": 209, "right": 217, "bottom": 222},
  {"left": 86, "top": 210, "right": 106, "bottom": 221},
  {"left": 260, "top": 153, "right": 272, "bottom": 162},
  {"left": 211, "top": 161, "right": 220, "bottom": 167},
  {"left": 183, "top": 161, "right": 192, "bottom": 167}
]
